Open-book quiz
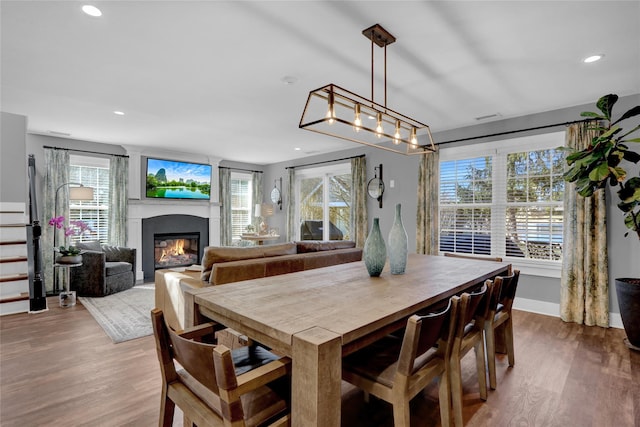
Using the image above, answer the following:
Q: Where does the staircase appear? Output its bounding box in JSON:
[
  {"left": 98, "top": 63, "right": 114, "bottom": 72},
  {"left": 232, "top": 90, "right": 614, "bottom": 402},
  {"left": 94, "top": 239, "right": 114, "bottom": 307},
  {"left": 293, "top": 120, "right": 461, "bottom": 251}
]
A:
[{"left": 0, "top": 202, "right": 30, "bottom": 315}]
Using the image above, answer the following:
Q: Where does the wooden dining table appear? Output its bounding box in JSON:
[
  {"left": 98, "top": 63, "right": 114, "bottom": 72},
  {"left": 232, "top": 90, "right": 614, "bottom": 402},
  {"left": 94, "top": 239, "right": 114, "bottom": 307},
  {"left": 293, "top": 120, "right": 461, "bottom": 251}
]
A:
[{"left": 184, "top": 253, "right": 511, "bottom": 427}]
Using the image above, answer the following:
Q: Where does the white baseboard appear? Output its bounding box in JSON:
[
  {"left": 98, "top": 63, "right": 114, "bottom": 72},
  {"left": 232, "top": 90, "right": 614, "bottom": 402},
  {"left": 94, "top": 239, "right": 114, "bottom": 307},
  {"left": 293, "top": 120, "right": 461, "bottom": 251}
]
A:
[{"left": 513, "top": 297, "right": 623, "bottom": 329}]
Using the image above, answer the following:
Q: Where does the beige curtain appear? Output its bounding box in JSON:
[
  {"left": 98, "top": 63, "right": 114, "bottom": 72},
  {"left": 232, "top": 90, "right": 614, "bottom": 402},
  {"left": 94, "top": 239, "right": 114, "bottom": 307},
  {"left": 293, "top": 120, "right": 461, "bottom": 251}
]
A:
[
  {"left": 416, "top": 150, "right": 440, "bottom": 254},
  {"left": 108, "top": 155, "right": 128, "bottom": 246},
  {"left": 219, "top": 168, "right": 232, "bottom": 246},
  {"left": 560, "top": 123, "right": 609, "bottom": 327},
  {"left": 350, "top": 156, "right": 367, "bottom": 247},
  {"left": 286, "top": 168, "right": 296, "bottom": 241}
]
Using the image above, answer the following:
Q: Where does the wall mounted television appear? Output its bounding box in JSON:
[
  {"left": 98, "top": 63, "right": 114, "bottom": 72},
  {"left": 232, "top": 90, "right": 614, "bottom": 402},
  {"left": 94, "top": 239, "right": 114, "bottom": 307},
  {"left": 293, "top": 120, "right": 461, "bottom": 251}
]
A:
[{"left": 146, "top": 157, "right": 212, "bottom": 200}]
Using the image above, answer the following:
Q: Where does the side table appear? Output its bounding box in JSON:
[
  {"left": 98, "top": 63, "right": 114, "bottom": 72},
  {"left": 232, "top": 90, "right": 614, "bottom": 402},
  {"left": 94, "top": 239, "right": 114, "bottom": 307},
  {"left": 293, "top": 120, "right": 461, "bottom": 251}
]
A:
[{"left": 54, "top": 262, "right": 82, "bottom": 307}]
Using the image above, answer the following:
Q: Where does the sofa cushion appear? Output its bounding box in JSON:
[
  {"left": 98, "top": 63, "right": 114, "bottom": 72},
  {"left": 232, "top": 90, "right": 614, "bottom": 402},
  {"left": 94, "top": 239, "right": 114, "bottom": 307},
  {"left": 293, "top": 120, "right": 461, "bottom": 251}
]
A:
[
  {"left": 211, "top": 259, "right": 267, "bottom": 285},
  {"left": 102, "top": 245, "right": 131, "bottom": 262},
  {"left": 105, "top": 261, "right": 132, "bottom": 276},
  {"left": 76, "top": 241, "right": 103, "bottom": 252},
  {"left": 264, "top": 254, "right": 305, "bottom": 277},
  {"left": 295, "top": 240, "right": 356, "bottom": 253},
  {"left": 201, "top": 243, "right": 297, "bottom": 280},
  {"left": 262, "top": 242, "right": 297, "bottom": 257},
  {"left": 301, "top": 248, "right": 363, "bottom": 270}
]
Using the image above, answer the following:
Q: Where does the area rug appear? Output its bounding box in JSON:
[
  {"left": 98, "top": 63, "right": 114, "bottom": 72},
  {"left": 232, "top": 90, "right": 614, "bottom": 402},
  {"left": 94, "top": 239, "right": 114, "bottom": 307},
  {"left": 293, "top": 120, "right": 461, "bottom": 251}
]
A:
[{"left": 79, "top": 284, "right": 155, "bottom": 343}]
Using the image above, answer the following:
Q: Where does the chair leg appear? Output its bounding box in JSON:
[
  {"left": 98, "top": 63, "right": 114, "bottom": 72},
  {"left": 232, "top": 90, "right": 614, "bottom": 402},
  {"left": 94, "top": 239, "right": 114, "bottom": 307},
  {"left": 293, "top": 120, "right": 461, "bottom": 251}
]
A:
[
  {"left": 392, "top": 399, "right": 411, "bottom": 427},
  {"left": 474, "top": 338, "right": 488, "bottom": 401},
  {"left": 438, "top": 374, "right": 451, "bottom": 427},
  {"left": 485, "top": 324, "right": 497, "bottom": 390},
  {"left": 450, "top": 357, "right": 464, "bottom": 427},
  {"left": 159, "top": 390, "right": 175, "bottom": 427},
  {"left": 505, "top": 317, "right": 515, "bottom": 367}
]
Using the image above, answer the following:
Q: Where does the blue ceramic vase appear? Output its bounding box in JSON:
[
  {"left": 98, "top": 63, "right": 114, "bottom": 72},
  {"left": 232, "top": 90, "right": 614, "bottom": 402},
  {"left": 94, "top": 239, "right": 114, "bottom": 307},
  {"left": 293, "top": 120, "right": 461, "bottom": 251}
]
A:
[
  {"left": 364, "top": 218, "right": 387, "bottom": 277},
  {"left": 388, "top": 203, "right": 408, "bottom": 274}
]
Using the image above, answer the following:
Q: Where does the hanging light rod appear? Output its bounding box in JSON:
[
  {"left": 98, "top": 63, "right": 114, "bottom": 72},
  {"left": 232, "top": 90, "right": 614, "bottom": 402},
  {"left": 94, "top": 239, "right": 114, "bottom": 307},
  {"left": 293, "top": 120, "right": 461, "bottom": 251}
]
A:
[{"left": 299, "top": 24, "right": 436, "bottom": 156}]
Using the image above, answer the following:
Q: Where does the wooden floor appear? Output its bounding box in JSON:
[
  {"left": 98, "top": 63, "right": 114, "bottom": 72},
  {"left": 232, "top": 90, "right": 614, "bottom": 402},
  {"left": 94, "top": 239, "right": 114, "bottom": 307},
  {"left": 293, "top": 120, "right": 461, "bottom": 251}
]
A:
[{"left": 1, "top": 297, "right": 639, "bottom": 427}]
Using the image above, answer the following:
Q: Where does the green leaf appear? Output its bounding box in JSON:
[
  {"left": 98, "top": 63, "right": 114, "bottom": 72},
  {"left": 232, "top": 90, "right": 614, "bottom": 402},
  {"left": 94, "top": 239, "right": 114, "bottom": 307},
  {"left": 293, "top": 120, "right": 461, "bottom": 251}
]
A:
[
  {"left": 596, "top": 94, "right": 618, "bottom": 120},
  {"left": 576, "top": 176, "right": 596, "bottom": 197},
  {"left": 622, "top": 138, "right": 640, "bottom": 143},
  {"left": 618, "top": 177, "right": 640, "bottom": 202},
  {"left": 563, "top": 165, "right": 584, "bottom": 182},
  {"left": 588, "top": 162, "right": 609, "bottom": 182},
  {"left": 624, "top": 212, "right": 639, "bottom": 231},
  {"left": 610, "top": 166, "right": 627, "bottom": 182},
  {"left": 612, "top": 105, "right": 640, "bottom": 125},
  {"left": 580, "top": 111, "right": 604, "bottom": 119},
  {"left": 566, "top": 150, "right": 590, "bottom": 165}
]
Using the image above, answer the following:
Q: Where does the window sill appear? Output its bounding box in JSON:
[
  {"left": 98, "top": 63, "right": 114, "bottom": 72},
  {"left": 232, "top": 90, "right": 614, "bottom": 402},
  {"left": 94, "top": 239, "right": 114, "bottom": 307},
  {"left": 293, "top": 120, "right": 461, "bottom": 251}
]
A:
[{"left": 506, "top": 257, "right": 562, "bottom": 278}]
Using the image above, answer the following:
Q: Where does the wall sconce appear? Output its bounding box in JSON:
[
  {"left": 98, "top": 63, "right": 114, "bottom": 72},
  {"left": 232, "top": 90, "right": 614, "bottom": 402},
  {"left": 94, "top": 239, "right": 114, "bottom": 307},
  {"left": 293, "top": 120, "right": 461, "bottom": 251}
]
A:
[{"left": 367, "top": 164, "right": 385, "bottom": 208}]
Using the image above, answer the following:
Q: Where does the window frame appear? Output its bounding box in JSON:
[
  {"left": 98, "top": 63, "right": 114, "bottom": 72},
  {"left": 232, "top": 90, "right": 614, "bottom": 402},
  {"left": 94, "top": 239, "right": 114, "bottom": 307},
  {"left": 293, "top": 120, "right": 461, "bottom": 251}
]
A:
[
  {"left": 229, "top": 172, "right": 253, "bottom": 242},
  {"left": 438, "top": 131, "right": 566, "bottom": 278},
  {"left": 68, "top": 154, "right": 109, "bottom": 244},
  {"left": 294, "top": 162, "right": 351, "bottom": 241}
]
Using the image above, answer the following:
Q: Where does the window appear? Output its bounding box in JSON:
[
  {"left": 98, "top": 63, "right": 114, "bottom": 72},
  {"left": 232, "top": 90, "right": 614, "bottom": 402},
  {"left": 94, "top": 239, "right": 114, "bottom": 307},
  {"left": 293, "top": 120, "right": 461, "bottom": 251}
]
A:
[
  {"left": 230, "top": 172, "right": 253, "bottom": 241},
  {"left": 439, "top": 132, "right": 566, "bottom": 277},
  {"left": 68, "top": 155, "right": 110, "bottom": 244},
  {"left": 295, "top": 163, "right": 351, "bottom": 241}
]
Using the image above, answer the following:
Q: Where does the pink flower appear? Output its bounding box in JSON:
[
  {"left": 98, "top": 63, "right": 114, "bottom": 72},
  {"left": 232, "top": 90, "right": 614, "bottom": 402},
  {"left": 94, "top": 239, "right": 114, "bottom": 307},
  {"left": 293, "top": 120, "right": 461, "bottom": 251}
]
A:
[{"left": 49, "top": 216, "right": 92, "bottom": 237}]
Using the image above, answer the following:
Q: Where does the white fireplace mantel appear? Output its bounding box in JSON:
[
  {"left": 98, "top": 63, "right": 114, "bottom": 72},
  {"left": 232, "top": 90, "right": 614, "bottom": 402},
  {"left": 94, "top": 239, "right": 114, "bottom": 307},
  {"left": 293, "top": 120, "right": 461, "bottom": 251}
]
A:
[{"left": 127, "top": 200, "right": 220, "bottom": 282}]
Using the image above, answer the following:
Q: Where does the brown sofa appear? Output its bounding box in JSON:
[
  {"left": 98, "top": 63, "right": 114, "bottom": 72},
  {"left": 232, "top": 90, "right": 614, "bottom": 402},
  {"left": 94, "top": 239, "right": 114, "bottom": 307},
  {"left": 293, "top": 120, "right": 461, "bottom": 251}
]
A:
[{"left": 155, "top": 241, "right": 362, "bottom": 330}]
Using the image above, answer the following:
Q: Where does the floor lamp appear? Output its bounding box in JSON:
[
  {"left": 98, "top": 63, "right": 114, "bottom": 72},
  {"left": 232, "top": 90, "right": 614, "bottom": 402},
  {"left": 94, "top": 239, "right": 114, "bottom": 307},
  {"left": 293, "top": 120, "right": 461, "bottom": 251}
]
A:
[{"left": 53, "top": 182, "right": 95, "bottom": 293}]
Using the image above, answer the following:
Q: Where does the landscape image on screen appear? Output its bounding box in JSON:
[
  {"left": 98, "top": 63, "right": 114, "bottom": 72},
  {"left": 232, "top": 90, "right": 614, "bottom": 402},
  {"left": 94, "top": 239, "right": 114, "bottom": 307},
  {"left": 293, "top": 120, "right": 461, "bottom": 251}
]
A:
[{"left": 146, "top": 158, "right": 211, "bottom": 200}]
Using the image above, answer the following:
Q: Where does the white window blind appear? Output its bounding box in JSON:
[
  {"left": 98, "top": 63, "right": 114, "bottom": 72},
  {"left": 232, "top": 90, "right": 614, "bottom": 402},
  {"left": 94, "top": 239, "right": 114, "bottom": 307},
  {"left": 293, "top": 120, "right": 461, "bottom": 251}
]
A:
[
  {"left": 69, "top": 155, "right": 109, "bottom": 244},
  {"left": 230, "top": 173, "right": 252, "bottom": 241},
  {"left": 438, "top": 132, "right": 566, "bottom": 277}
]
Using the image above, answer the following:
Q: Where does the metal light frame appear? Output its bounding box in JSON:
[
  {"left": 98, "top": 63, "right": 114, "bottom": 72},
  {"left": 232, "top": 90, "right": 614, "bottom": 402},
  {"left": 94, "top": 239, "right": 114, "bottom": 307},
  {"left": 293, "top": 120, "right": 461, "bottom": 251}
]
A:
[{"left": 299, "top": 24, "right": 436, "bottom": 156}]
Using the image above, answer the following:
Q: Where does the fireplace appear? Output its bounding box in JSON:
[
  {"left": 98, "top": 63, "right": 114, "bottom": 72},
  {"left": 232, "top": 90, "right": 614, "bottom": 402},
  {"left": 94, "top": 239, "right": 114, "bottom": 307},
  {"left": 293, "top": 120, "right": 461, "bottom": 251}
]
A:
[
  {"left": 142, "top": 214, "right": 209, "bottom": 281},
  {"left": 154, "top": 233, "right": 199, "bottom": 269}
]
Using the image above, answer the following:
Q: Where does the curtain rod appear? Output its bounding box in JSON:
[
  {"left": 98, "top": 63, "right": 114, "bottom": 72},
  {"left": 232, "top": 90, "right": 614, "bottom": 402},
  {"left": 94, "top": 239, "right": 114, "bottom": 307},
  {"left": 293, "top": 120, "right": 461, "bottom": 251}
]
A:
[
  {"left": 219, "top": 166, "right": 263, "bottom": 174},
  {"left": 43, "top": 145, "right": 129, "bottom": 158},
  {"left": 434, "top": 118, "right": 595, "bottom": 147},
  {"left": 286, "top": 154, "right": 365, "bottom": 170}
]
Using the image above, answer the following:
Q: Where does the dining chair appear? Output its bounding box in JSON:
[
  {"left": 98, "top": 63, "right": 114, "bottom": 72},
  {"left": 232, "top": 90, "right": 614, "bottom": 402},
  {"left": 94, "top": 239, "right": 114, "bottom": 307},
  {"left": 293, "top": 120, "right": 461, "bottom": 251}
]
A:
[
  {"left": 342, "top": 297, "right": 459, "bottom": 427},
  {"left": 443, "top": 252, "right": 503, "bottom": 262},
  {"left": 484, "top": 269, "right": 520, "bottom": 389},
  {"left": 151, "top": 308, "right": 291, "bottom": 427},
  {"left": 450, "top": 281, "right": 492, "bottom": 427}
]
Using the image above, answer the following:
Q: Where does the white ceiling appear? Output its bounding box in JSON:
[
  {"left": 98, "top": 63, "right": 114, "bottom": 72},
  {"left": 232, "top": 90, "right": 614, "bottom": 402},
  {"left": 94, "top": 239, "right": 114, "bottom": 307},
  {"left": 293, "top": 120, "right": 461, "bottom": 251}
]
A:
[{"left": 2, "top": 1, "right": 639, "bottom": 165}]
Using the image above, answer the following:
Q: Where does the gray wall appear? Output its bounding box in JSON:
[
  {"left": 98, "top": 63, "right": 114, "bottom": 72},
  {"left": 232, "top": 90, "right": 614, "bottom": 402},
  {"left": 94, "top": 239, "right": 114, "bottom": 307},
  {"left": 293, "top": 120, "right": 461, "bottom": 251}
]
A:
[
  {"left": 1, "top": 112, "right": 27, "bottom": 204},
  {"left": 4, "top": 93, "right": 639, "bottom": 315},
  {"left": 265, "top": 94, "right": 640, "bottom": 314}
]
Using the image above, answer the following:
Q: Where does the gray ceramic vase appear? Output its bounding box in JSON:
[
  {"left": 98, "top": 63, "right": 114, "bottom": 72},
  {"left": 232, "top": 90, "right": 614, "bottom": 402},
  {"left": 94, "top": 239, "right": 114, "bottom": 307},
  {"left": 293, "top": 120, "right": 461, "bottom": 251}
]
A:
[
  {"left": 388, "top": 203, "right": 408, "bottom": 274},
  {"left": 364, "top": 218, "right": 386, "bottom": 277}
]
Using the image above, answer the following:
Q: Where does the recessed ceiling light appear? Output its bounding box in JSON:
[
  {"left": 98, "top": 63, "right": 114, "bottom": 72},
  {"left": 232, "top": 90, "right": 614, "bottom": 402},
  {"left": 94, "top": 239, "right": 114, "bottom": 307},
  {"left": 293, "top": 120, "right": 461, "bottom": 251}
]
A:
[
  {"left": 294, "top": 147, "right": 301, "bottom": 151},
  {"left": 583, "top": 54, "right": 604, "bottom": 63},
  {"left": 82, "top": 5, "right": 102, "bottom": 17},
  {"left": 113, "top": 111, "right": 125, "bottom": 116},
  {"left": 281, "top": 76, "right": 298, "bottom": 85}
]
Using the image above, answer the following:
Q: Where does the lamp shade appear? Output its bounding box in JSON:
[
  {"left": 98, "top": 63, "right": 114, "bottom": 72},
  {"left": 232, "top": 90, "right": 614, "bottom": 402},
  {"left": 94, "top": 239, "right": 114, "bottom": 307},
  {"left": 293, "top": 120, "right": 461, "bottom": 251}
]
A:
[
  {"left": 261, "top": 203, "right": 274, "bottom": 217},
  {"left": 69, "top": 186, "right": 94, "bottom": 201}
]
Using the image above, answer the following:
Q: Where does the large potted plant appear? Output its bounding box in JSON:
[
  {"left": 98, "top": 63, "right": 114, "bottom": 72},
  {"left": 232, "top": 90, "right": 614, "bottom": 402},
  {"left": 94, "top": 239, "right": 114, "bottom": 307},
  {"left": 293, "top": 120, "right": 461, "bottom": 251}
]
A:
[{"left": 563, "top": 94, "right": 640, "bottom": 350}]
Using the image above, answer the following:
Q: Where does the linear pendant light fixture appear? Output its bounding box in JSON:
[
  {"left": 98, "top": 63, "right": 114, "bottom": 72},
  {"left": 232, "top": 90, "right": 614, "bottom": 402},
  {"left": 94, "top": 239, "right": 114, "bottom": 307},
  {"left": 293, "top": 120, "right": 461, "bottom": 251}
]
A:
[{"left": 299, "top": 24, "right": 436, "bottom": 156}]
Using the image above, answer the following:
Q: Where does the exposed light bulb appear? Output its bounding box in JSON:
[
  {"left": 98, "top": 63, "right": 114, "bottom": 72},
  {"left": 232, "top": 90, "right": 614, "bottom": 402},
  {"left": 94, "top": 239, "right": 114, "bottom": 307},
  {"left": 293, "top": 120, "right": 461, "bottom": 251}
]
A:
[
  {"left": 326, "top": 91, "right": 335, "bottom": 124},
  {"left": 410, "top": 127, "right": 418, "bottom": 147},
  {"left": 353, "top": 104, "right": 362, "bottom": 132},
  {"left": 375, "top": 112, "right": 383, "bottom": 137},
  {"left": 393, "top": 120, "right": 401, "bottom": 144}
]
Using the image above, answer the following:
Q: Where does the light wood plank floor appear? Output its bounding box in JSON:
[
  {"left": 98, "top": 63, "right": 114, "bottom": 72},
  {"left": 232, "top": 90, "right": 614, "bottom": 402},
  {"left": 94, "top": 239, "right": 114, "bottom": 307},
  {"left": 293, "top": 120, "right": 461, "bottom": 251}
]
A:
[{"left": 1, "top": 297, "right": 639, "bottom": 426}]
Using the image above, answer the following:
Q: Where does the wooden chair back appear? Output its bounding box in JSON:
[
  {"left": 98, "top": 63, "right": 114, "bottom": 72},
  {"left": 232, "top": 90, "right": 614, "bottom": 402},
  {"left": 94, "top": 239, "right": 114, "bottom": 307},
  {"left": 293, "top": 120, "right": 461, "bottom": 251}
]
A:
[
  {"left": 151, "top": 308, "right": 291, "bottom": 427},
  {"left": 499, "top": 269, "right": 520, "bottom": 312},
  {"left": 396, "top": 298, "right": 458, "bottom": 377}
]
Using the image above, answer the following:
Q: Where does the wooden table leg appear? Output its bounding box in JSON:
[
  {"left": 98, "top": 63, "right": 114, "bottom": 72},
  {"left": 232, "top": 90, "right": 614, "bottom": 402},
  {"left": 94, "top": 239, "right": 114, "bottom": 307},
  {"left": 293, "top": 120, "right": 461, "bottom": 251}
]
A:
[{"left": 292, "top": 327, "right": 342, "bottom": 427}]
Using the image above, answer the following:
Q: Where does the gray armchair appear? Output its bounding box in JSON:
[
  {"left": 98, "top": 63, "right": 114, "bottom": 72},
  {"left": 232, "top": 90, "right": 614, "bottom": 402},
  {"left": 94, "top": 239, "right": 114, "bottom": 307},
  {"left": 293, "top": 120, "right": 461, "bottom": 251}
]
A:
[{"left": 70, "top": 241, "right": 136, "bottom": 297}]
